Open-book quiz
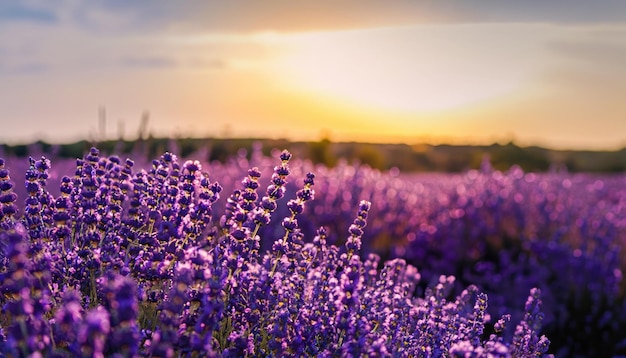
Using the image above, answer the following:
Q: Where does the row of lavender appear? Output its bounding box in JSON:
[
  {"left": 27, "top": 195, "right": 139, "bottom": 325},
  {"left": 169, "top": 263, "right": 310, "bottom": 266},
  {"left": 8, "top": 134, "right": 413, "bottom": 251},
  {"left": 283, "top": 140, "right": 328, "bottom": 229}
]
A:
[
  {"left": 128, "top": 147, "right": 624, "bottom": 354},
  {"left": 309, "top": 162, "right": 626, "bottom": 357},
  {"left": 0, "top": 148, "right": 550, "bottom": 357},
  {"left": 206, "top": 148, "right": 626, "bottom": 357},
  {"left": 253, "top": 153, "right": 626, "bottom": 357}
]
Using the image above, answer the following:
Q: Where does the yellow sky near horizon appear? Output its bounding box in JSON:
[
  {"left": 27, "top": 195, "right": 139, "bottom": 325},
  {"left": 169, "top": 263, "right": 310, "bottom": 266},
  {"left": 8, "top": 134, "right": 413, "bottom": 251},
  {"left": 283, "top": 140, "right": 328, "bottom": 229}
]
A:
[{"left": 184, "top": 23, "right": 626, "bottom": 149}]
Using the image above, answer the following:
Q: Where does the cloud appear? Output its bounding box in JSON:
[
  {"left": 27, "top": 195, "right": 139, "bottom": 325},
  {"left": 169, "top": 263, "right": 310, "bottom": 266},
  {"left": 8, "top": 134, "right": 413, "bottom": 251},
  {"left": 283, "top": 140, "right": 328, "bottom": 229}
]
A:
[
  {"left": 533, "top": 25, "right": 626, "bottom": 101},
  {"left": 547, "top": 27, "right": 626, "bottom": 72},
  {"left": 451, "top": 0, "right": 626, "bottom": 24},
  {"left": 0, "top": 62, "right": 48, "bottom": 75},
  {"left": 188, "top": 58, "right": 227, "bottom": 69},
  {"left": 68, "top": 1, "right": 626, "bottom": 34},
  {"left": 119, "top": 56, "right": 178, "bottom": 69},
  {"left": 0, "top": 3, "right": 57, "bottom": 24},
  {"left": 9, "top": 1, "right": 626, "bottom": 37},
  {"left": 3, "top": 2, "right": 626, "bottom": 49}
]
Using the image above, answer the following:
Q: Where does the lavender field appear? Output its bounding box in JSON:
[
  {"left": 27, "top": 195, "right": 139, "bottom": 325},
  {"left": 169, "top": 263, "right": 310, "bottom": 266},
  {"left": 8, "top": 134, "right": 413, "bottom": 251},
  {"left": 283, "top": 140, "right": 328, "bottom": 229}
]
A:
[{"left": 1, "top": 145, "right": 625, "bottom": 357}]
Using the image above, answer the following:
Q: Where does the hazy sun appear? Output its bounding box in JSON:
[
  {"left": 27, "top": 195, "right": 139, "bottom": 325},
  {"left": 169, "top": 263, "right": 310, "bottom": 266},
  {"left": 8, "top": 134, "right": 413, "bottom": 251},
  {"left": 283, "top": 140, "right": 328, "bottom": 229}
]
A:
[{"left": 265, "top": 26, "right": 535, "bottom": 113}]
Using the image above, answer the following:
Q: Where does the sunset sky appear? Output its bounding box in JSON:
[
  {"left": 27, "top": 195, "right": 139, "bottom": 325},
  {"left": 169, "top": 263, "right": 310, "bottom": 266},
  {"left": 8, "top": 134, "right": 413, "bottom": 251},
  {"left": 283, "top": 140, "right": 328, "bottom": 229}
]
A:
[{"left": 1, "top": 1, "right": 626, "bottom": 150}]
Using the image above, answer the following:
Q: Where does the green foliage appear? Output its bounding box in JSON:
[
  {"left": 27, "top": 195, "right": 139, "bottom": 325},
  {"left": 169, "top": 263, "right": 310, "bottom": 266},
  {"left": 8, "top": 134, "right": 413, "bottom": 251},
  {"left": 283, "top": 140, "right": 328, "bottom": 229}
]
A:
[{"left": 309, "top": 137, "right": 337, "bottom": 167}]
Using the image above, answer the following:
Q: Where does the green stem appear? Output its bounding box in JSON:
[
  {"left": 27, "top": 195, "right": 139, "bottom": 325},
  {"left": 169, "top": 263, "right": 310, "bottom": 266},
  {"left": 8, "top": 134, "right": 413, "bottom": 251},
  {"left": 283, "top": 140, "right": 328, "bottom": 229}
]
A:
[
  {"left": 90, "top": 269, "right": 98, "bottom": 308},
  {"left": 251, "top": 223, "right": 261, "bottom": 239},
  {"left": 19, "top": 319, "right": 29, "bottom": 357},
  {"left": 269, "top": 252, "right": 282, "bottom": 279}
]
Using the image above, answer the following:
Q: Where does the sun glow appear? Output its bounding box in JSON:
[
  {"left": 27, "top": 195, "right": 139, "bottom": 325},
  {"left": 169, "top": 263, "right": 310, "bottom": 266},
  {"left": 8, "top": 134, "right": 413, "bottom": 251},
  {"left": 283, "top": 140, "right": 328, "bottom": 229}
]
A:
[{"left": 266, "top": 25, "right": 541, "bottom": 113}]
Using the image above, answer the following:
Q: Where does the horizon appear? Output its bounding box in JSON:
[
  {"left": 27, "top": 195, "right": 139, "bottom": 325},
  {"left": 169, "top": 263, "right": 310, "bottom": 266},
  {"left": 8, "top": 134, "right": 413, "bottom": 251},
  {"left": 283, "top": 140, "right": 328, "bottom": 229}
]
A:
[
  {"left": 3, "top": 133, "right": 625, "bottom": 154},
  {"left": 1, "top": 1, "right": 626, "bottom": 150}
]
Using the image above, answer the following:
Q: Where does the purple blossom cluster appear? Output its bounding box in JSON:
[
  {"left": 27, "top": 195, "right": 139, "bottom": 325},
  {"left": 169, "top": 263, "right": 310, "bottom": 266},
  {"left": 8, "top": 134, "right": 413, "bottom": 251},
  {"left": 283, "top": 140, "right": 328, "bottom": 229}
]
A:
[
  {"left": 168, "top": 148, "right": 618, "bottom": 357},
  {"left": 151, "top": 148, "right": 623, "bottom": 355},
  {"left": 0, "top": 149, "right": 551, "bottom": 357},
  {"left": 298, "top": 160, "right": 626, "bottom": 357}
]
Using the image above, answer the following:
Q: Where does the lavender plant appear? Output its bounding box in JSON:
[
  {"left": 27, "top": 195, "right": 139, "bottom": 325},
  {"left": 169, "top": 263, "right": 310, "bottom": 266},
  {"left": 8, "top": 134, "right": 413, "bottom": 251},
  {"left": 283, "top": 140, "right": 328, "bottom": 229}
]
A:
[
  {"left": 0, "top": 148, "right": 552, "bottom": 357},
  {"left": 258, "top": 158, "right": 625, "bottom": 357}
]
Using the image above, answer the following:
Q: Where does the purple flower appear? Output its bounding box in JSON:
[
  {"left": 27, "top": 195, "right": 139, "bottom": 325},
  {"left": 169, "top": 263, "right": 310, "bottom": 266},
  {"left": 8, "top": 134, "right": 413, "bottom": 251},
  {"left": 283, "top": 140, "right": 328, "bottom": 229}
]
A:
[
  {"left": 345, "top": 200, "right": 370, "bottom": 257},
  {"left": 78, "top": 306, "right": 111, "bottom": 358},
  {"left": 53, "top": 290, "right": 83, "bottom": 353}
]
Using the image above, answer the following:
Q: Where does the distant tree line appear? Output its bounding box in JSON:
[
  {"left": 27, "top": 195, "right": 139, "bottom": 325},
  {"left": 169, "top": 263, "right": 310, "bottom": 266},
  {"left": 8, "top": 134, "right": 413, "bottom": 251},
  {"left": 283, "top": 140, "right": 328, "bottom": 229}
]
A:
[{"left": 1, "top": 138, "right": 624, "bottom": 173}]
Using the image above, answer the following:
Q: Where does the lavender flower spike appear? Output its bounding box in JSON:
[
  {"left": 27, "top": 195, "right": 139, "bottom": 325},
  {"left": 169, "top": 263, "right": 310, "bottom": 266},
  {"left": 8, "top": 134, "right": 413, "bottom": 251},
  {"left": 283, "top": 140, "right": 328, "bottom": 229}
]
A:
[{"left": 345, "top": 200, "right": 371, "bottom": 258}]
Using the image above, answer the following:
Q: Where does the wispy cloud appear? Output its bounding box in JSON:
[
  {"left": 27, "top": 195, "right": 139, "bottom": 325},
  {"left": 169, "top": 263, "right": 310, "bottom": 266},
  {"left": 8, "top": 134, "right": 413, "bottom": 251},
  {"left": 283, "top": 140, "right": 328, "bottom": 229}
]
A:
[
  {"left": 52, "top": 1, "right": 626, "bottom": 34},
  {"left": 119, "top": 56, "right": 177, "bottom": 69},
  {"left": 0, "top": 62, "right": 48, "bottom": 75},
  {"left": 548, "top": 26, "right": 626, "bottom": 72},
  {"left": 0, "top": 3, "right": 57, "bottom": 24},
  {"left": 188, "top": 58, "right": 228, "bottom": 69},
  {"left": 9, "top": 0, "right": 626, "bottom": 38}
]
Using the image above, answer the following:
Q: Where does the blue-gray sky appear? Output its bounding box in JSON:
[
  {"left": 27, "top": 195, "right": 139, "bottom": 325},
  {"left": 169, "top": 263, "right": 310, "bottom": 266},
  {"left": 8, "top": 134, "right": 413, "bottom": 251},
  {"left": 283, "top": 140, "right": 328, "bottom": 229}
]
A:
[{"left": 1, "top": 1, "right": 626, "bottom": 149}]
